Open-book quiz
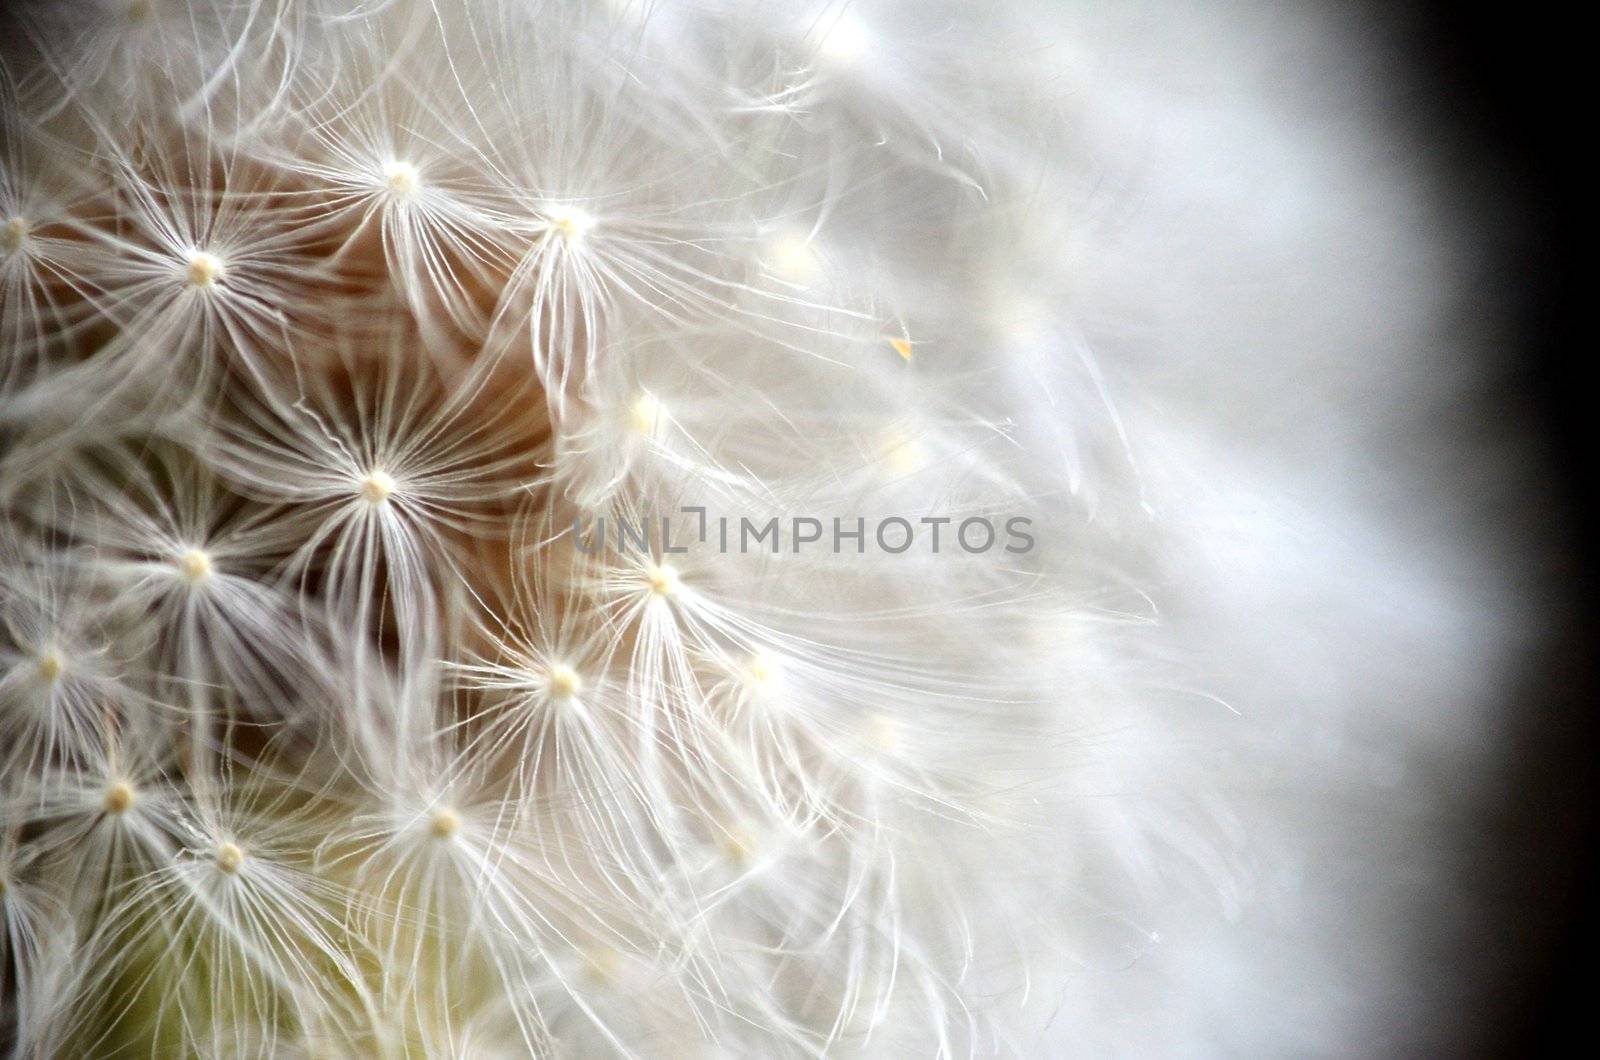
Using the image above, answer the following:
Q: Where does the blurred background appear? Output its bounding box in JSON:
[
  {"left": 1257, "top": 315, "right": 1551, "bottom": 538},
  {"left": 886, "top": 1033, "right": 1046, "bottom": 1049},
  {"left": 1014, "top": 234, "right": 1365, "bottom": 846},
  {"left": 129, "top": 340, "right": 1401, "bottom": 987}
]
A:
[{"left": 1397, "top": 1, "right": 1591, "bottom": 1053}]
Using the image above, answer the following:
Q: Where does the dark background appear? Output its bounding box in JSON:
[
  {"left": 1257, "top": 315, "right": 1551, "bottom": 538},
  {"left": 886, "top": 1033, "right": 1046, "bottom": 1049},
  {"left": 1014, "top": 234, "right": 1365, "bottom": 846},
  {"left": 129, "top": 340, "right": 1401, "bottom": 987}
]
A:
[{"left": 1395, "top": 3, "right": 1592, "bottom": 1055}]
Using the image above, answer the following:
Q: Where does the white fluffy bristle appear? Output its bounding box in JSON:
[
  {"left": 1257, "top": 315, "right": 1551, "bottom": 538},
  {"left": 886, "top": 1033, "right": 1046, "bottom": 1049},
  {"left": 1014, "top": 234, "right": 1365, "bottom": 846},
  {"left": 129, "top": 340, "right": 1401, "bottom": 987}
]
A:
[{"left": 0, "top": 1, "right": 1530, "bottom": 1056}]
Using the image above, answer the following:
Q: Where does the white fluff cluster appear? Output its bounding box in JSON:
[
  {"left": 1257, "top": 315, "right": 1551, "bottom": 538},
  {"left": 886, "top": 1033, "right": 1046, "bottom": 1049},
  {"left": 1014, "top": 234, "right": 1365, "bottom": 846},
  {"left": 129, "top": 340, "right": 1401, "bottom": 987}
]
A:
[{"left": 1, "top": 1, "right": 1509, "bottom": 1057}]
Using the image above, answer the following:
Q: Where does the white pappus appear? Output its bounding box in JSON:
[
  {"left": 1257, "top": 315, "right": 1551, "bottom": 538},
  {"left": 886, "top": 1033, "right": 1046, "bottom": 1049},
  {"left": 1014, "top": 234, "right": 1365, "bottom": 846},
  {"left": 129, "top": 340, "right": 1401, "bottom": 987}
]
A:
[{"left": 0, "top": 1, "right": 1531, "bottom": 1057}]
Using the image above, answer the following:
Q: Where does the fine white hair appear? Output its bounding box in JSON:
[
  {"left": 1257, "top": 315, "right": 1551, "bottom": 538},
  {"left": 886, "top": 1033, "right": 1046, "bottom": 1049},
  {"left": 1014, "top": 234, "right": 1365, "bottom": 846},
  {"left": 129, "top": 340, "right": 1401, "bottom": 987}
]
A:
[{"left": 0, "top": 1, "right": 1533, "bottom": 1056}]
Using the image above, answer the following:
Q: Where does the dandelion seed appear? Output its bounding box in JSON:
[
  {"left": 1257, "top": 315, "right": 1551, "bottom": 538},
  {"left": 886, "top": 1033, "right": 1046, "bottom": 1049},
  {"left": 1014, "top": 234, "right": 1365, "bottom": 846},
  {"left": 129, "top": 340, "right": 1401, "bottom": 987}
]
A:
[
  {"left": 202, "top": 329, "right": 541, "bottom": 668},
  {"left": 1, "top": 540, "right": 144, "bottom": 777},
  {"left": 52, "top": 448, "right": 322, "bottom": 723},
  {"left": 888, "top": 336, "right": 913, "bottom": 361},
  {"left": 44, "top": 135, "right": 330, "bottom": 397}
]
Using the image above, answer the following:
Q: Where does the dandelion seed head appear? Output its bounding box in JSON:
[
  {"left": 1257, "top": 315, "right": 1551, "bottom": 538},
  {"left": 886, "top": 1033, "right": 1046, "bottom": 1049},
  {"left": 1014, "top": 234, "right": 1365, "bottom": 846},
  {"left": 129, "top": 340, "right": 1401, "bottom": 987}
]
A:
[
  {"left": 103, "top": 781, "right": 136, "bottom": 815},
  {"left": 2, "top": 217, "right": 27, "bottom": 254},
  {"left": 0, "top": 3, "right": 1493, "bottom": 1053},
  {"left": 184, "top": 250, "right": 225, "bottom": 288},
  {"left": 215, "top": 841, "right": 246, "bottom": 875},
  {"left": 175, "top": 547, "right": 213, "bottom": 585}
]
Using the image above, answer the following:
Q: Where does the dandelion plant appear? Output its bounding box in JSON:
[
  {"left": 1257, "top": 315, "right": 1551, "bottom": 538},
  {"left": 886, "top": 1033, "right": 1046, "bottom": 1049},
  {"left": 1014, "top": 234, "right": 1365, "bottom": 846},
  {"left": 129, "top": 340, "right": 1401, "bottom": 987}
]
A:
[{"left": 1, "top": 1, "right": 1524, "bottom": 1056}]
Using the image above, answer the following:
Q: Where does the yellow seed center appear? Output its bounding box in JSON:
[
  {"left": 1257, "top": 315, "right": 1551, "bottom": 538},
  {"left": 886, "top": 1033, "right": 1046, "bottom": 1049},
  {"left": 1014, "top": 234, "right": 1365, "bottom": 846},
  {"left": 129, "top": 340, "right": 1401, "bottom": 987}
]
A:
[
  {"left": 361, "top": 470, "right": 395, "bottom": 505},
  {"left": 430, "top": 808, "right": 461, "bottom": 839},
  {"left": 646, "top": 563, "right": 679, "bottom": 597},
  {"left": 103, "top": 781, "right": 136, "bottom": 814},
  {"left": 384, "top": 161, "right": 420, "bottom": 199},
  {"left": 746, "top": 652, "right": 774, "bottom": 685},
  {"left": 2, "top": 217, "right": 27, "bottom": 253},
  {"left": 547, "top": 204, "right": 596, "bottom": 243},
  {"left": 185, "top": 250, "right": 223, "bottom": 288},
  {"left": 628, "top": 393, "right": 662, "bottom": 435},
  {"left": 547, "top": 663, "right": 583, "bottom": 698},
  {"left": 177, "top": 548, "right": 212, "bottom": 584},
  {"left": 37, "top": 649, "right": 65, "bottom": 683},
  {"left": 215, "top": 842, "right": 245, "bottom": 874}
]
